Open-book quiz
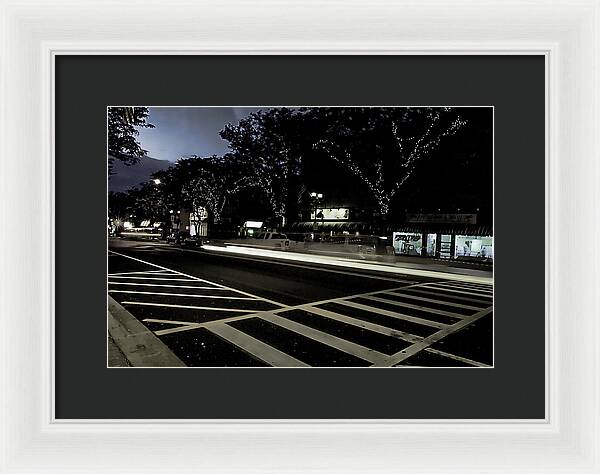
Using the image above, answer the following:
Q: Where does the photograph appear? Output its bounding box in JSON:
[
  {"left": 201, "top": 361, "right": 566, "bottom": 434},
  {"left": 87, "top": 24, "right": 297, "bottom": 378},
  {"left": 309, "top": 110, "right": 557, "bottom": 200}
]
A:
[{"left": 107, "top": 106, "right": 494, "bottom": 368}]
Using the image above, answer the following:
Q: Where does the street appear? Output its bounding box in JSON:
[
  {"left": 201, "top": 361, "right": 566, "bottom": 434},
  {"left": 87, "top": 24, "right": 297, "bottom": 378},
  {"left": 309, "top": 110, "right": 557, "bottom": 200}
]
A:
[{"left": 108, "top": 238, "right": 493, "bottom": 367}]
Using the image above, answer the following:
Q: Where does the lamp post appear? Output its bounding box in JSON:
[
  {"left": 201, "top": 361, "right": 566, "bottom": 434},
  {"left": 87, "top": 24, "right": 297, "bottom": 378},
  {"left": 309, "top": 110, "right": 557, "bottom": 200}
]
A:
[{"left": 310, "top": 192, "right": 324, "bottom": 237}]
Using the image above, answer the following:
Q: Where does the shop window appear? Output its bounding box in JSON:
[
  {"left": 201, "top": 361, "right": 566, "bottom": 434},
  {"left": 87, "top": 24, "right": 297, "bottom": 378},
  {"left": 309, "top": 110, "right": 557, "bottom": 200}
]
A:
[
  {"left": 455, "top": 235, "right": 494, "bottom": 260},
  {"left": 439, "top": 234, "right": 452, "bottom": 259},
  {"left": 426, "top": 233, "right": 437, "bottom": 257},
  {"left": 393, "top": 232, "right": 423, "bottom": 256}
]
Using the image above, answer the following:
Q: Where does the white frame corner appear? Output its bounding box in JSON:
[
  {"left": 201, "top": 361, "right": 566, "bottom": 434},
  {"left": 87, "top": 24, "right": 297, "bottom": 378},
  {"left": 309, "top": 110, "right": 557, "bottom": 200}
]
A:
[{"left": 1, "top": 0, "right": 599, "bottom": 472}]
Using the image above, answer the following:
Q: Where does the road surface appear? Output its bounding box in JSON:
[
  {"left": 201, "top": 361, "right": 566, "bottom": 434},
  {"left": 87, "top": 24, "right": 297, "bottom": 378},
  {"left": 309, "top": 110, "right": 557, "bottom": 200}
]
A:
[{"left": 107, "top": 238, "right": 493, "bottom": 368}]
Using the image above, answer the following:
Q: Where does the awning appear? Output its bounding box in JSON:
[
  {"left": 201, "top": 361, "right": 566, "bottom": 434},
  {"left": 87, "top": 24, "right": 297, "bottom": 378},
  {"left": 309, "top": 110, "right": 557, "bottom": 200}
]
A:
[
  {"left": 395, "top": 223, "right": 493, "bottom": 236},
  {"left": 290, "top": 221, "right": 373, "bottom": 232}
]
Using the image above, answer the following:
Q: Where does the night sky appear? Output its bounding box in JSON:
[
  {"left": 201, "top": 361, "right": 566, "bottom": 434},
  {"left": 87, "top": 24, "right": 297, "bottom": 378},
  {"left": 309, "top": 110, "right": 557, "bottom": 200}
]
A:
[{"left": 137, "top": 107, "right": 263, "bottom": 162}]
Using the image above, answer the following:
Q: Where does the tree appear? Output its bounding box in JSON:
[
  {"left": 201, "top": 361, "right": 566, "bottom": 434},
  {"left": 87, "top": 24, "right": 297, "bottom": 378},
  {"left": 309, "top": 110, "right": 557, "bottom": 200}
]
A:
[
  {"left": 180, "top": 155, "right": 251, "bottom": 226},
  {"left": 220, "top": 108, "right": 305, "bottom": 228},
  {"left": 107, "top": 107, "right": 154, "bottom": 174},
  {"left": 108, "top": 191, "right": 136, "bottom": 234},
  {"left": 311, "top": 107, "right": 467, "bottom": 218},
  {"left": 125, "top": 182, "right": 168, "bottom": 222}
]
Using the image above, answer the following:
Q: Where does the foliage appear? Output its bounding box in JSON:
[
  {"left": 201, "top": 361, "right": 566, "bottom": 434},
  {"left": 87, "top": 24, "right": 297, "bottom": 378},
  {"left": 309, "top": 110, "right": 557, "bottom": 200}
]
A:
[
  {"left": 220, "top": 108, "right": 307, "bottom": 227},
  {"left": 107, "top": 107, "right": 154, "bottom": 174},
  {"left": 310, "top": 107, "right": 467, "bottom": 217},
  {"left": 108, "top": 107, "right": 478, "bottom": 236}
]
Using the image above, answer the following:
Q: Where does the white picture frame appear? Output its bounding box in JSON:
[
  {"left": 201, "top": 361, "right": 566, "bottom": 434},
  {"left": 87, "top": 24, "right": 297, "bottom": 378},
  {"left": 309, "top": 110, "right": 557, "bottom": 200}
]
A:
[{"left": 1, "top": 0, "right": 598, "bottom": 472}]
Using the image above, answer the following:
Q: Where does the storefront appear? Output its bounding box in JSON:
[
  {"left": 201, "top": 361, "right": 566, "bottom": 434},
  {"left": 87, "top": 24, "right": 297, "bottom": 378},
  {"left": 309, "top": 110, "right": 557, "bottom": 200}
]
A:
[
  {"left": 392, "top": 213, "right": 493, "bottom": 262},
  {"left": 455, "top": 234, "right": 494, "bottom": 260}
]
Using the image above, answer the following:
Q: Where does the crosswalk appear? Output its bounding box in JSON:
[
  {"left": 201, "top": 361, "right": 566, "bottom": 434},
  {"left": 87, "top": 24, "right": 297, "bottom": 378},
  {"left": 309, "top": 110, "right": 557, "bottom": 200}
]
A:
[
  {"left": 108, "top": 264, "right": 285, "bottom": 337},
  {"left": 108, "top": 252, "right": 493, "bottom": 368},
  {"left": 223, "top": 280, "right": 494, "bottom": 368}
]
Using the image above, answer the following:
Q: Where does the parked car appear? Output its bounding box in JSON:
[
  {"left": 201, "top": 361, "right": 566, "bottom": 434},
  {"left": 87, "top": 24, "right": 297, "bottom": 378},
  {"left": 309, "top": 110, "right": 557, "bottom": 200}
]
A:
[
  {"left": 183, "top": 235, "right": 201, "bottom": 247},
  {"left": 250, "top": 232, "right": 290, "bottom": 249},
  {"left": 166, "top": 230, "right": 190, "bottom": 245}
]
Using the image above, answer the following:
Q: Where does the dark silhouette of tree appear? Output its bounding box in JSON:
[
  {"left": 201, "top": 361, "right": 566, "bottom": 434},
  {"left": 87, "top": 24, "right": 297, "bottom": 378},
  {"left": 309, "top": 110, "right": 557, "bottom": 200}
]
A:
[
  {"left": 310, "top": 107, "right": 467, "bottom": 218},
  {"left": 182, "top": 155, "right": 251, "bottom": 224},
  {"left": 150, "top": 155, "right": 251, "bottom": 233},
  {"left": 125, "top": 182, "right": 168, "bottom": 221},
  {"left": 220, "top": 108, "right": 306, "bottom": 228},
  {"left": 107, "top": 107, "right": 154, "bottom": 174}
]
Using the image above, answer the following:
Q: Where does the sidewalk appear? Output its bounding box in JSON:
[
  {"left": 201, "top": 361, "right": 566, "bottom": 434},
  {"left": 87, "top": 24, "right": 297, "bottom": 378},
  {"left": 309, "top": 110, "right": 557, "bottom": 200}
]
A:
[
  {"left": 107, "top": 296, "right": 186, "bottom": 367},
  {"left": 107, "top": 334, "right": 130, "bottom": 367}
]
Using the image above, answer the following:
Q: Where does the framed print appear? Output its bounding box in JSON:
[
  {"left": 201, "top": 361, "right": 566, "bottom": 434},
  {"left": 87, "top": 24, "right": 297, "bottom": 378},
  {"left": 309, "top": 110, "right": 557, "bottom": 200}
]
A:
[
  {"left": 106, "top": 104, "right": 495, "bottom": 371},
  {"left": 57, "top": 55, "right": 539, "bottom": 420},
  {"left": 1, "top": 0, "right": 599, "bottom": 473}
]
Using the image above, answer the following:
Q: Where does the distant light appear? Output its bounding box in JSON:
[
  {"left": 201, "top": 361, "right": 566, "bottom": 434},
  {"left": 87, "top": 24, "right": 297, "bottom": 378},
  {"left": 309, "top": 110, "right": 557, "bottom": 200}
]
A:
[
  {"left": 310, "top": 192, "right": 317, "bottom": 198},
  {"left": 169, "top": 210, "right": 174, "bottom": 214},
  {"left": 245, "top": 221, "right": 263, "bottom": 228},
  {"left": 153, "top": 179, "right": 161, "bottom": 185},
  {"left": 317, "top": 193, "right": 323, "bottom": 199}
]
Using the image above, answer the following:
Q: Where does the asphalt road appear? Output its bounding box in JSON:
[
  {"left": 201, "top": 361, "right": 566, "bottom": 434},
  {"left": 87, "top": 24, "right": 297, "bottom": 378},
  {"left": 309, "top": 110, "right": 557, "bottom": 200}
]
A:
[{"left": 108, "top": 238, "right": 494, "bottom": 368}]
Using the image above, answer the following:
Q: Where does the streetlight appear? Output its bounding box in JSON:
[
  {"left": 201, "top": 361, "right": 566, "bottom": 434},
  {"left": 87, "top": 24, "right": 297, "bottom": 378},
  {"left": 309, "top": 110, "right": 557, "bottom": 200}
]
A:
[
  {"left": 310, "top": 192, "right": 324, "bottom": 236},
  {"left": 153, "top": 178, "right": 161, "bottom": 185}
]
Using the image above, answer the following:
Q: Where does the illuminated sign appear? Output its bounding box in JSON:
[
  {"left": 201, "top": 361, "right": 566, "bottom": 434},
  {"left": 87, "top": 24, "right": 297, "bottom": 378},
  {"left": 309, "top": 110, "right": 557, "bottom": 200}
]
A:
[
  {"left": 310, "top": 208, "right": 350, "bottom": 220},
  {"left": 191, "top": 207, "right": 208, "bottom": 222},
  {"left": 244, "top": 221, "right": 263, "bottom": 228},
  {"left": 393, "top": 232, "right": 423, "bottom": 256}
]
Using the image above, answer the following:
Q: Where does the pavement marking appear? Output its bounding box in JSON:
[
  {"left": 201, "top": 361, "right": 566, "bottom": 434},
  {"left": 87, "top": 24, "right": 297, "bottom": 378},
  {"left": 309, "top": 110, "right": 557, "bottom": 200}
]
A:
[
  {"left": 361, "top": 295, "right": 468, "bottom": 320},
  {"left": 142, "top": 318, "right": 201, "bottom": 326},
  {"left": 266, "top": 283, "right": 429, "bottom": 315},
  {"left": 144, "top": 286, "right": 424, "bottom": 338},
  {"left": 424, "top": 347, "right": 491, "bottom": 368},
  {"left": 433, "top": 281, "right": 494, "bottom": 294},
  {"left": 152, "top": 313, "right": 263, "bottom": 336},
  {"left": 420, "top": 284, "right": 494, "bottom": 298},
  {"left": 383, "top": 307, "right": 493, "bottom": 367},
  {"left": 107, "top": 282, "right": 227, "bottom": 290},
  {"left": 109, "top": 250, "right": 287, "bottom": 308},
  {"left": 108, "top": 270, "right": 173, "bottom": 276},
  {"left": 440, "top": 280, "right": 493, "bottom": 290},
  {"left": 303, "top": 306, "right": 422, "bottom": 344},
  {"left": 259, "top": 312, "right": 389, "bottom": 365},
  {"left": 108, "top": 276, "right": 200, "bottom": 282},
  {"left": 399, "top": 287, "right": 492, "bottom": 305},
  {"left": 108, "top": 290, "right": 258, "bottom": 300},
  {"left": 120, "top": 301, "right": 257, "bottom": 312},
  {"left": 336, "top": 299, "right": 446, "bottom": 329},
  {"left": 385, "top": 290, "right": 484, "bottom": 311},
  {"left": 207, "top": 323, "right": 309, "bottom": 367}
]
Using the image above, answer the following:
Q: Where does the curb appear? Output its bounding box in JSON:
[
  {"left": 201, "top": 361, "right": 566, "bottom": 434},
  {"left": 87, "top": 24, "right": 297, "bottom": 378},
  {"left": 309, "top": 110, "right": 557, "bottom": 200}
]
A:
[{"left": 107, "top": 296, "right": 186, "bottom": 367}]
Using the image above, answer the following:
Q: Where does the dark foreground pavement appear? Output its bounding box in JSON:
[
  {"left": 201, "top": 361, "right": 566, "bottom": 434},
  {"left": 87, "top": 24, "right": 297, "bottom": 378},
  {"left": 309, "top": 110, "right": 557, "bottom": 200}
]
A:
[{"left": 107, "top": 238, "right": 494, "bottom": 368}]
